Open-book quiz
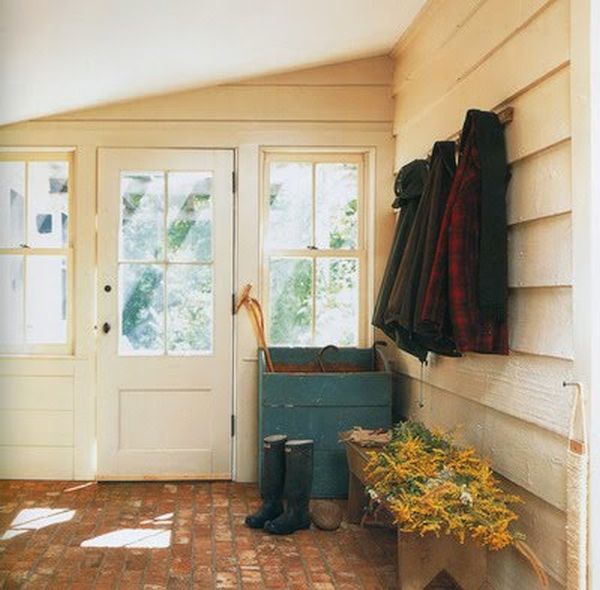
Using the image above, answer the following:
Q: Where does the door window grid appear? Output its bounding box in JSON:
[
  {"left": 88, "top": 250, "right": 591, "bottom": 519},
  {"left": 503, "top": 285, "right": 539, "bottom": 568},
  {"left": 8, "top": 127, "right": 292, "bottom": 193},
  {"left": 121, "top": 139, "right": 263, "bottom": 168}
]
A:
[
  {"left": 0, "top": 153, "right": 73, "bottom": 355},
  {"left": 262, "top": 153, "right": 367, "bottom": 347},
  {"left": 118, "top": 170, "right": 214, "bottom": 356}
]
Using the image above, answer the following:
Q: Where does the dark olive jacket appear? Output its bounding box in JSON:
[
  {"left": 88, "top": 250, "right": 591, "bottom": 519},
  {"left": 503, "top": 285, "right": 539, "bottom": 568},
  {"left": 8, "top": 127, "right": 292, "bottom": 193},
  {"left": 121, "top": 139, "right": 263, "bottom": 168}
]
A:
[
  {"left": 385, "top": 142, "right": 460, "bottom": 358},
  {"left": 372, "top": 159, "right": 429, "bottom": 362}
]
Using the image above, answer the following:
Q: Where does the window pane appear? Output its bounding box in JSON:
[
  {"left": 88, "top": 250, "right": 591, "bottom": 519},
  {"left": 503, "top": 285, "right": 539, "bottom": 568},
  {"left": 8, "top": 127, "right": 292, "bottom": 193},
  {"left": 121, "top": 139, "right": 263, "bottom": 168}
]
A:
[
  {"left": 120, "top": 172, "right": 164, "bottom": 261},
  {"left": 269, "top": 257, "right": 313, "bottom": 345},
  {"left": 315, "top": 163, "right": 359, "bottom": 249},
  {"left": 0, "top": 255, "right": 24, "bottom": 346},
  {"left": 120, "top": 264, "right": 164, "bottom": 355},
  {"left": 315, "top": 258, "right": 359, "bottom": 346},
  {"left": 25, "top": 255, "right": 67, "bottom": 344},
  {"left": 167, "top": 172, "right": 212, "bottom": 261},
  {"left": 28, "top": 161, "right": 69, "bottom": 248},
  {"left": 0, "top": 162, "right": 25, "bottom": 248},
  {"left": 167, "top": 265, "right": 212, "bottom": 354},
  {"left": 266, "top": 162, "right": 312, "bottom": 249}
]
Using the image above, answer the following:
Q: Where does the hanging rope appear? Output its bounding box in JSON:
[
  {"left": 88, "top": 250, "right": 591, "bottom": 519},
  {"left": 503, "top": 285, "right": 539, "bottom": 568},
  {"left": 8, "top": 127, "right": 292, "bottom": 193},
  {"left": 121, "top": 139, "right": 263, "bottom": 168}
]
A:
[
  {"left": 234, "top": 284, "right": 275, "bottom": 372},
  {"left": 563, "top": 381, "right": 588, "bottom": 590}
]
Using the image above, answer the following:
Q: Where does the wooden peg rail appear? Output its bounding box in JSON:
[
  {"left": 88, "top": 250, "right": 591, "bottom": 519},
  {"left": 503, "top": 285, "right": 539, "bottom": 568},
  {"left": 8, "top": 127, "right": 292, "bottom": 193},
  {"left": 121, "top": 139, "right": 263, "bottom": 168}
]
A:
[
  {"left": 393, "top": 106, "right": 515, "bottom": 214},
  {"left": 432, "top": 106, "right": 514, "bottom": 156}
]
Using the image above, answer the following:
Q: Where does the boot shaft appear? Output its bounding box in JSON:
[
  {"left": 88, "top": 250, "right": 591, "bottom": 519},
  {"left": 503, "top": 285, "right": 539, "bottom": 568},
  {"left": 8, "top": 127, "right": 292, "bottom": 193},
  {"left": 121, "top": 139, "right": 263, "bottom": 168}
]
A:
[
  {"left": 261, "top": 434, "right": 287, "bottom": 500},
  {"left": 284, "top": 439, "right": 314, "bottom": 503}
]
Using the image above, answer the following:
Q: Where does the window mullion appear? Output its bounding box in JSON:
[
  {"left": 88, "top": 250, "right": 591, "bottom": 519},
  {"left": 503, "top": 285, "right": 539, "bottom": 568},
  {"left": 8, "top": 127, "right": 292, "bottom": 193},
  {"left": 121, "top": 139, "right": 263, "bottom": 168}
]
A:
[
  {"left": 21, "top": 254, "right": 27, "bottom": 347},
  {"left": 311, "top": 257, "right": 317, "bottom": 346},
  {"left": 163, "top": 172, "right": 168, "bottom": 355},
  {"left": 24, "top": 161, "right": 29, "bottom": 247},
  {"left": 311, "top": 163, "right": 317, "bottom": 344}
]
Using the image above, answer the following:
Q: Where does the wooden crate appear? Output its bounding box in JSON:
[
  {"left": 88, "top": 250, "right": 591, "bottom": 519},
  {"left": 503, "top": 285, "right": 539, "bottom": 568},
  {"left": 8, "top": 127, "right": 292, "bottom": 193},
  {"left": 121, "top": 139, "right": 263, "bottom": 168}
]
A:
[{"left": 258, "top": 347, "right": 392, "bottom": 498}]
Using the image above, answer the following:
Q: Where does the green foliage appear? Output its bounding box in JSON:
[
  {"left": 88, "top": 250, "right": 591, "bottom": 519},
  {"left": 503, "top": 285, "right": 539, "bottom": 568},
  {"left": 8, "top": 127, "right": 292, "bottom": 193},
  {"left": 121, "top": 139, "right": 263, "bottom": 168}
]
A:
[
  {"left": 122, "top": 266, "right": 163, "bottom": 350},
  {"left": 269, "top": 259, "right": 312, "bottom": 345}
]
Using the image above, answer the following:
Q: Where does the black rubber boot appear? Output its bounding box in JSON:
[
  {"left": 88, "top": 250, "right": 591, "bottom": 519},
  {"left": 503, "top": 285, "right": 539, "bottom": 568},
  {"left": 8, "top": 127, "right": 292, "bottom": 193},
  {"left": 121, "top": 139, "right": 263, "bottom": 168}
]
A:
[
  {"left": 264, "top": 439, "right": 313, "bottom": 535},
  {"left": 245, "top": 434, "right": 287, "bottom": 529}
]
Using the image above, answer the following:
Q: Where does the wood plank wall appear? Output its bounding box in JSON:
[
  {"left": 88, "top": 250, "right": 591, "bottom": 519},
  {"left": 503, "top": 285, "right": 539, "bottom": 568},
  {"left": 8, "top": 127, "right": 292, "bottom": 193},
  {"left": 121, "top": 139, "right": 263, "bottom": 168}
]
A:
[
  {"left": 44, "top": 57, "right": 394, "bottom": 123},
  {"left": 389, "top": 1, "right": 572, "bottom": 587}
]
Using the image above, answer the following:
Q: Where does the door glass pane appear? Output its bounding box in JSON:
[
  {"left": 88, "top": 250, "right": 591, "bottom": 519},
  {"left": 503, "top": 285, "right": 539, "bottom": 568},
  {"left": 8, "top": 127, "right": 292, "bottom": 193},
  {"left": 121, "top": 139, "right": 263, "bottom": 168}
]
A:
[
  {"left": 25, "top": 255, "right": 67, "bottom": 344},
  {"left": 0, "top": 162, "right": 25, "bottom": 248},
  {"left": 315, "top": 258, "right": 358, "bottom": 346},
  {"left": 28, "top": 161, "right": 69, "bottom": 248},
  {"left": 167, "top": 172, "right": 213, "bottom": 262},
  {"left": 269, "top": 257, "right": 313, "bottom": 345},
  {"left": 120, "top": 264, "right": 164, "bottom": 355},
  {"left": 266, "top": 162, "right": 312, "bottom": 249},
  {"left": 315, "top": 163, "right": 359, "bottom": 249},
  {"left": 167, "top": 265, "right": 212, "bottom": 354},
  {"left": 0, "top": 255, "right": 24, "bottom": 346},
  {"left": 120, "top": 172, "right": 164, "bottom": 261}
]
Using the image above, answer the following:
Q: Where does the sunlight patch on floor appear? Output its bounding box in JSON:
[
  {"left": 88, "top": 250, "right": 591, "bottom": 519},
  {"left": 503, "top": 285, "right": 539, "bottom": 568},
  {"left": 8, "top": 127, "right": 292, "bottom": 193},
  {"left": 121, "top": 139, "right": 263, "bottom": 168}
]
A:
[
  {"left": 81, "top": 528, "right": 171, "bottom": 548},
  {"left": 140, "top": 512, "right": 173, "bottom": 526},
  {"left": 1, "top": 507, "right": 76, "bottom": 541}
]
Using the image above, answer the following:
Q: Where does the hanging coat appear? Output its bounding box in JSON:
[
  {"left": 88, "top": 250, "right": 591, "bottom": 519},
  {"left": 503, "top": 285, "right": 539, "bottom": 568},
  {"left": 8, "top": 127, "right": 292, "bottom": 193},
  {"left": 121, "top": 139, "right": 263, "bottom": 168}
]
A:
[
  {"left": 420, "top": 109, "right": 509, "bottom": 354},
  {"left": 372, "top": 159, "right": 429, "bottom": 362},
  {"left": 384, "top": 141, "right": 460, "bottom": 357}
]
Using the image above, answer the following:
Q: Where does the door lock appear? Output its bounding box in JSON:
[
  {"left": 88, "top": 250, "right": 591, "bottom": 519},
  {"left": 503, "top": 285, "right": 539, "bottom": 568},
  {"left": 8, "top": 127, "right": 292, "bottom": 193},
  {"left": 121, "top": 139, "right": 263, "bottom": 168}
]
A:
[{"left": 102, "top": 322, "right": 111, "bottom": 334}]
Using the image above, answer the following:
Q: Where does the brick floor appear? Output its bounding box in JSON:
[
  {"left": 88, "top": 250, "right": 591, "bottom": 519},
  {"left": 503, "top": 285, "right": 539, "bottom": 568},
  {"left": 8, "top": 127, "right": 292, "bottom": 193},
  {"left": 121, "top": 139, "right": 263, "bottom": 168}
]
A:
[{"left": 0, "top": 481, "right": 397, "bottom": 589}]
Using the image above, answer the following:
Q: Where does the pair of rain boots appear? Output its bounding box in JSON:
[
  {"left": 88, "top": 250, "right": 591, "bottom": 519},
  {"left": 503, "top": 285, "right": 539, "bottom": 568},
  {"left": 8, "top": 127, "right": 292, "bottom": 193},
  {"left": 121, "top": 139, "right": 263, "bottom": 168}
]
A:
[{"left": 245, "top": 435, "right": 313, "bottom": 535}]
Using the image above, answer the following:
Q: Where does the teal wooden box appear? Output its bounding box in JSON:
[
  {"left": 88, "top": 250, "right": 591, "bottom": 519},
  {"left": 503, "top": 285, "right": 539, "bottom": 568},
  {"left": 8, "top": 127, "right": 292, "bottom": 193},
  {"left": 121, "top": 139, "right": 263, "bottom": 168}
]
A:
[{"left": 258, "top": 347, "right": 392, "bottom": 498}]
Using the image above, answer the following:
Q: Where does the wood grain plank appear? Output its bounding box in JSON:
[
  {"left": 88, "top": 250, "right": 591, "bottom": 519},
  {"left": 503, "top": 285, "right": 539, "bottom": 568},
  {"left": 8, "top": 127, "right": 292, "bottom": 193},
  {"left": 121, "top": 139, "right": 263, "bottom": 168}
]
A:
[
  {"left": 49, "top": 85, "right": 394, "bottom": 122},
  {"left": 394, "top": 0, "right": 551, "bottom": 119},
  {"left": 0, "top": 410, "right": 73, "bottom": 446},
  {"left": 488, "top": 476, "right": 567, "bottom": 586},
  {"left": 239, "top": 55, "right": 394, "bottom": 86},
  {"left": 503, "top": 65, "right": 571, "bottom": 162},
  {"left": 0, "top": 447, "right": 73, "bottom": 479},
  {"left": 394, "top": 0, "right": 570, "bottom": 162},
  {"left": 0, "top": 376, "right": 73, "bottom": 411},
  {"left": 396, "top": 374, "right": 567, "bottom": 510},
  {"left": 508, "top": 213, "right": 572, "bottom": 287},
  {"left": 392, "top": 0, "right": 485, "bottom": 82},
  {"left": 507, "top": 139, "right": 572, "bottom": 224},
  {"left": 0, "top": 357, "right": 75, "bottom": 376},
  {"left": 393, "top": 350, "right": 574, "bottom": 438},
  {"left": 509, "top": 286, "right": 573, "bottom": 358}
]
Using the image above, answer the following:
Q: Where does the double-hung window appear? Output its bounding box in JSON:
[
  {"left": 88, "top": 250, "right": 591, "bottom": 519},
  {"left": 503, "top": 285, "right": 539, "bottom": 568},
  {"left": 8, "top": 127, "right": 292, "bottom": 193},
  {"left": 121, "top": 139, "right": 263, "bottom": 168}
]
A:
[
  {"left": 263, "top": 153, "right": 367, "bottom": 346},
  {"left": 0, "top": 153, "right": 73, "bottom": 354}
]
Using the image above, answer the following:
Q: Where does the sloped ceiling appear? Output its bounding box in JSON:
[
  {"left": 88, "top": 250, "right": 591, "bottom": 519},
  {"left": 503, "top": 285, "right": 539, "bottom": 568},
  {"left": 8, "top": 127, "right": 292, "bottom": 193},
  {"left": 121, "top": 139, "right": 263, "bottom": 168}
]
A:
[{"left": 0, "top": 0, "right": 426, "bottom": 125}]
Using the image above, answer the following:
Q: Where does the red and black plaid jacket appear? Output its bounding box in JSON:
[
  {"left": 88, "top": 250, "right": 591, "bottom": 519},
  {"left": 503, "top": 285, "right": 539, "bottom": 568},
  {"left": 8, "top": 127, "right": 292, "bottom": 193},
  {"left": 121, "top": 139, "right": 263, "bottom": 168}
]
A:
[{"left": 419, "top": 110, "right": 509, "bottom": 354}]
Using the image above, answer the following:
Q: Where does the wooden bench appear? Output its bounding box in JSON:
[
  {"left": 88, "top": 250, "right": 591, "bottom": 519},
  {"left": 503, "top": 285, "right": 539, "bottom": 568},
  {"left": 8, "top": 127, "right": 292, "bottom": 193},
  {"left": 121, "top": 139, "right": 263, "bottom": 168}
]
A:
[{"left": 343, "top": 439, "right": 487, "bottom": 590}]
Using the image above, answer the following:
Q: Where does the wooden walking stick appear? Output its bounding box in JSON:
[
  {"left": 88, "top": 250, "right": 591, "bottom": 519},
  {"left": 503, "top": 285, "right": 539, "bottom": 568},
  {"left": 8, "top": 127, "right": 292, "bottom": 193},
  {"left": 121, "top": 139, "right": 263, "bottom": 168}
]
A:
[{"left": 234, "top": 284, "right": 275, "bottom": 372}]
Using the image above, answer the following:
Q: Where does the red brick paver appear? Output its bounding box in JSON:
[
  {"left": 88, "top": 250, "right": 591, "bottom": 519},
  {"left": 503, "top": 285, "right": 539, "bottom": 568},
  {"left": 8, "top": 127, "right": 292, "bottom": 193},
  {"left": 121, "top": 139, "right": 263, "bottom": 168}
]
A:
[{"left": 0, "top": 481, "right": 396, "bottom": 589}]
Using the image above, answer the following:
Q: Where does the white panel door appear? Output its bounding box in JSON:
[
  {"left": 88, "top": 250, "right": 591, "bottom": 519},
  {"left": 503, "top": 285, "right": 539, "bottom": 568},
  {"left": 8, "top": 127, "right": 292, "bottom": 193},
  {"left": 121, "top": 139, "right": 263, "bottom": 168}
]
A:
[{"left": 97, "top": 148, "right": 234, "bottom": 479}]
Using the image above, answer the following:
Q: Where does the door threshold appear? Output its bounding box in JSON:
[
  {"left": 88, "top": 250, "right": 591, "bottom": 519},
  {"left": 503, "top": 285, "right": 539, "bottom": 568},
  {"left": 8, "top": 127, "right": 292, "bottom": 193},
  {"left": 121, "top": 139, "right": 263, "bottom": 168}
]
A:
[{"left": 96, "top": 473, "right": 232, "bottom": 482}]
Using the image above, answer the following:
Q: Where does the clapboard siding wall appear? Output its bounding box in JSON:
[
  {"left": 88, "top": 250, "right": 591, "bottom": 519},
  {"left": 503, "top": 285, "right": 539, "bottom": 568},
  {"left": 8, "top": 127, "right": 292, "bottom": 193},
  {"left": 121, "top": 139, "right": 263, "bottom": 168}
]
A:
[
  {"left": 0, "top": 55, "right": 395, "bottom": 482},
  {"left": 389, "top": 1, "right": 572, "bottom": 588}
]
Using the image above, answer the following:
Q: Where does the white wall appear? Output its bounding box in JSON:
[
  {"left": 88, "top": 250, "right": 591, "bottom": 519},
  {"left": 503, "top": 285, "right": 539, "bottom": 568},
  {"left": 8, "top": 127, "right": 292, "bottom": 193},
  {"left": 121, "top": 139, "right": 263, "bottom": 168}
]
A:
[
  {"left": 388, "top": 1, "right": 575, "bottom": 588},
  {"left": 0, "top": 56, "right": 395, "bottom": 482}
]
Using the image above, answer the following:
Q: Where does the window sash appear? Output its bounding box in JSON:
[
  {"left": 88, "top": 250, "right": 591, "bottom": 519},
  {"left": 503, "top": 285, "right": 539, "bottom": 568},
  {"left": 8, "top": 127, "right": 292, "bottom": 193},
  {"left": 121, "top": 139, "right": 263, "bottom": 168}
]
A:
[
  {"left": 0, "top": 152, "right": 74, "bottom": 355},
  {"left": 261, "top": 152, "right": 368, "bottom": 347}
]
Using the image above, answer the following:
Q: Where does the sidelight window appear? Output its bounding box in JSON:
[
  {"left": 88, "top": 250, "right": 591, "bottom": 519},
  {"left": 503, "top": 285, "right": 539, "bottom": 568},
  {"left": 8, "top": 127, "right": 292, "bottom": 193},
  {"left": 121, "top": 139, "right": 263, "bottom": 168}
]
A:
[{"left": 0, "top": 153, "right": 72, "bottom": 354}]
